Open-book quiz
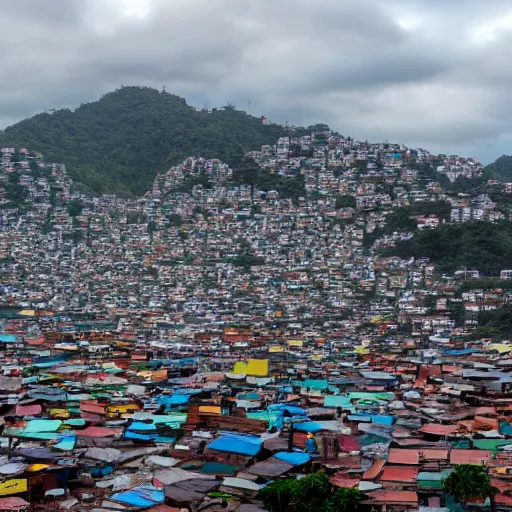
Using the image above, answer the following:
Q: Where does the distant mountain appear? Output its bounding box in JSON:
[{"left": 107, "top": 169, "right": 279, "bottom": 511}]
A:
[
  {"left": 0, "top": 87, "right": 290, "bottom": 196},
  {"left": 484, "top": 155, "right": 512, "bottom": 182}
]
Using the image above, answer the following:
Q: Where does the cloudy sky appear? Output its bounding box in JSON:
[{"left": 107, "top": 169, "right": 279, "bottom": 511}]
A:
[{"left": 2, "top": 0, "right": 512, "bottom": 162}]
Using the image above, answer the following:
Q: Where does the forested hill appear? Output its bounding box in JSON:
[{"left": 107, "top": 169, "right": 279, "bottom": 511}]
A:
[
  {"left": 484, "top": 155, "right": 512, "bottom": 182},
  {"left": 0, "top": 86, "right": 289, "bottom": 196}
]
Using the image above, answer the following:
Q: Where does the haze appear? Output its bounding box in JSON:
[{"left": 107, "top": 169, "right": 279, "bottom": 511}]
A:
[{"left": 2, "top": 0, "right": 511, "bottom": 162}]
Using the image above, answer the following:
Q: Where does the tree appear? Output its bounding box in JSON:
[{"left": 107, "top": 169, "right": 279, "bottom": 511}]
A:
[
  {"left": 67, "top": 199, "right": 84, "bottom": 217},
  {"left": 257, "top": 473, "right": 361, "bottom": 512},
  {"left": 0, "top": 86, "right": 291, "bottom": 196},
  {"left": 326, "top": 488, "right": 361, "bottom": 512},
  {"left": 257, "top": 478, "right": 296, "bottom": 512},
  {"left": 442, "top": 464, "right": 492, "bottom": 508},
  {"left": 449, "top": 300, "right": 466, "bottom": 327},
  {"left": 232, "top": 237, "right": 264, "bottom": 271},
  {"left": 167, "top": 213, "right": 183, "bottom": 227},
  {"left": 148, "top": 220, "right": 157, "bottom": 235},
  {"left": 470, "top": 305, "right": 512, "bottom": 340},
  {"left": 174, "top": 171, "right": 212, "bottom": 194},
  {"left": 380, "top": 220, "right": 512, "bottom": 276},
  {"left": 232, "top": 157, "right": 260, "bottom": 201},
  {"left": 310, "top": 190, "right": 322, "bottom": 201},
  {"left": 335, "top": 194, "right": 356, "bottom": 209}
]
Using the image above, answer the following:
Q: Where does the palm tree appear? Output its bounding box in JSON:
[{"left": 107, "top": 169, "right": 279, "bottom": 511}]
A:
[{"left": 442, "top": 464, "right": 492, "bottom": 509}]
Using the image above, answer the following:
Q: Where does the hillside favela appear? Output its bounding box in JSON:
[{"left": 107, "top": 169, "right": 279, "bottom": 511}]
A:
[{"left": 0, "top": 84, "right": 512, "bottom": 512}]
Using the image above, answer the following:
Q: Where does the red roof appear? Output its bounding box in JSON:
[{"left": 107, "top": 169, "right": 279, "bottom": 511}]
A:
[
  {"left": 330, "top": 474, "right": 359, "bottom": 488},
  {"left": 76, "top": 426, "right": 123, "bottom": 438},
  {"left": 495, "top": 495, "right": 512, "bottom": 506},
  {"left": 338, "top": 435, "right": 360, "bottom": 453},
  {"left": 15, "top": 404, "right": 42, "bottom": 416},
  {"left": 0, "top": 497, "right": 29, "bottom": 510}
]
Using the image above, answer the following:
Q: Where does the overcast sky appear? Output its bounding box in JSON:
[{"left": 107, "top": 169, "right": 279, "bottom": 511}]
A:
[{"left": 2, "top": 0, "right": 512, "bottom": 163}]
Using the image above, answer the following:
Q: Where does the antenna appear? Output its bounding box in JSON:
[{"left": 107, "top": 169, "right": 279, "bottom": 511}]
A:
[
  {"left": 162, "top": 85, "right": 166, "bottom": 93},
  {"left": 248, "top": 100, "right": 251, "bottom": 113}
]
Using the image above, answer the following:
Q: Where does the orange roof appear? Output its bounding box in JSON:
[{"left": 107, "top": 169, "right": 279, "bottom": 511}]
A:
[
  {"left": 474, "top": 416, "right": 499, "bottom": 431},
  {"left": 363, "top": 459, "right": 385, "bottom": 480},
  {"left": 422, "top": 449, "right": 449, "bottom": 461},
  {"left": 420, "top": 424, "right": 459, "bottom": 436},
  {"left": 450, "top": 449, "right": 491, "bottom": 465},
  {"left": 388, "top": 448, "right": 419, "bottom": 465},
  {"left": 363, "top": 491, "right": 418, "bottom": 505},
  {"left": 379, "top": 465, "right": 418, "bottom": 483},
  {"left": 387, "top": 448, "right": 449, "bottom": 464}
]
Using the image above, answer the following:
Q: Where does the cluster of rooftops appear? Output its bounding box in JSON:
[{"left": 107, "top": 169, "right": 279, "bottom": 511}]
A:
[
  {"left": 0, "top": 134, "right": 511, "bottom": 510},
  {"left": 0, "top": 316, "right": 508, "bottom": 511}
]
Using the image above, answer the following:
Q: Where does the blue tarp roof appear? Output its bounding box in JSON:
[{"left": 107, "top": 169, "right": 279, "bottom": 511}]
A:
[
  {"left": 274, "top": 451, "right": 310, "bottom": 465},
  {"left": 303, "top": 379, "right": 329, "bottom": 391},
  {"left": 324, "top": 396, "right": 353, "bottom": 409},
  {"left": 54, "top": 435, "right": 76, "bottom": 451},
  {"left": 208, "top": 433, "right": 263, "bottom": 456},
  {"left": 360, "top": 371, "right": 396, "bottom": 381},
  {"left": 128, "top": 422, "right": 157, "bottom": 432},
  {"left": 111, "top": 485, "right": 164, "bottom": 508},
  {"left": 124, "top": 431, "right": 177, "bottom": 443},
  {"left": 25, "top": 420, "right": 62, "bottom": 433},
  {"left": 347, "top": 414, "right": 394, "bottom": 425},
  {"left": 268, "top": 404, "right": 306, "bottom": 416},
  {"left": 0, "top": 334, "right": 16, "bottom": 343},
  {"left": 372, "top": 415, "right": 394, "bottom": 426},
  {"left": 442, "top": 348, "right": 474, "bottom": 355},
  {"left": 155, "top": 394, "right": 189, "bottom": 407},
  {"left": 500, "top": 422, "right": 512, "bottom": 436},
  {"left": 293, "top": 421, "right": 323, "bottom": 433}
]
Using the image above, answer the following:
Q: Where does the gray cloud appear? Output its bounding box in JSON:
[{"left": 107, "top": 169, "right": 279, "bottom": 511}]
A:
[{"left": 1, "top": 0, "right": 512, "bottom": 162}]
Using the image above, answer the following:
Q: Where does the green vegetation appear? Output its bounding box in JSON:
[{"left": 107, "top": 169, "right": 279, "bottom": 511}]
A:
[
  {"left": 484, "top": 155, "right": 512, "bottom": 182},
  {"left": 232, "top": 157, "right": 260, "bottom": 190},
  {"left": 259, "top": 171, "right": 305, "bottom": 201},
  {"left": 232, "top": 237, "right": 264, "bottom": 270},
  {"left": 380, "top": 221, "right": 512, "bottom": 275},
  {"left": 4, "top": 172, "right": 29, "bottom": 207},
  {"left": 335, "top": 194, "right": 356, "bottom": 209},
  {"left": 0, "top": 86, "right": 288, "bottom": 196},
  {"left": 457, "top": 278, "right": 512, "bottom": 293},
  {"left": 231, "top": 157, "right": 306, "bottom": 201},
  {"left": 364, "top": 201, "right": 452, "bottom": 248},
  {"left": 172, "top": 171, "right": 212, "bottom": 194},
  {"left": 41, "top": 211, "right": 53, "bottom": 235},
  {"left": 449, "top": 300, "right": 466, "bottom": 327},
  {"left": 257, "top": 472, "right": 361, "bottom": 512},
  {"left": 442, "top": 464, "right": 492, "bottom": 507},
  {"left": 67, "top": 199, "right": 84, "bottom": 217},
  {"left": 126, "top": 212, "right": 147, "bottom": 224},
  {"left": 471, "top": 305, "right": 512, "bottom": 340},
  {"left": 167, "top": 213, "right": 183, "bottom": 227},
  {"left": 387, "top": 201, "right": 451, "bottom": 231}
]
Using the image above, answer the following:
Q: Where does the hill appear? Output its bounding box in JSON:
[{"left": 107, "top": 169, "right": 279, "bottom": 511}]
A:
[
  {"left": 0, "top": 86, "right": 289, "bottom": 196},
  {"left": 484, "top": 155, "right": 512, "bottom": 182},
  {"left": 380, "top": 220, "right": 512, "bottom": 276}
]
